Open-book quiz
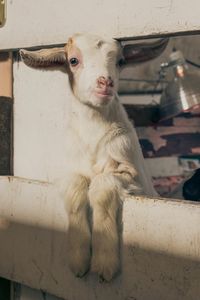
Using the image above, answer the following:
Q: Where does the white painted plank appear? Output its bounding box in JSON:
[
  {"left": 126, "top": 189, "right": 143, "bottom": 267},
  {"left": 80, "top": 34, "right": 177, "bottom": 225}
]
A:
[
  {"left": 1, "top": 176, "right": 200, "bottom": 300},
  {"left": 13, "top": 61, "right": 70, "bottom": 182},
  {"left": 0, "top": 0, "right": 200, "bottom": 50}
]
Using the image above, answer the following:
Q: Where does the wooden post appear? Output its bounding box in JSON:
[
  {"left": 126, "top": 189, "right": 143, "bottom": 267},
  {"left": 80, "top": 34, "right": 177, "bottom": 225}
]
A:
[{"left": 0, "top": 52, "right": 13, "bottom": 175}]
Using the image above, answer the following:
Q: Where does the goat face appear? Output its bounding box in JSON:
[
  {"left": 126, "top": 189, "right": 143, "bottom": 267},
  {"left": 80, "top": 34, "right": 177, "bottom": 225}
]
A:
[
  {"left": 65, "top": 34, "right": 122, "bottom": 107},
  {"left": 20, "top": 34, "right": 169, "bottom": 107}
]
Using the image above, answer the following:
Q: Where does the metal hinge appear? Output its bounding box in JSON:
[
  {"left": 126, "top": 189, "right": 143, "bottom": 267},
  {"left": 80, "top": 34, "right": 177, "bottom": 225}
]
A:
[{"left": 0, "top": 0, "right": 6, "bottom": 27}]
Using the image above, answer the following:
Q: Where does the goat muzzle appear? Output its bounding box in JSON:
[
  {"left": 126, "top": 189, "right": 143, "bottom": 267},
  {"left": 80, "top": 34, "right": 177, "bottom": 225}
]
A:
[{"left": 97, "top": 76, "right": 114, "bottom": 88}]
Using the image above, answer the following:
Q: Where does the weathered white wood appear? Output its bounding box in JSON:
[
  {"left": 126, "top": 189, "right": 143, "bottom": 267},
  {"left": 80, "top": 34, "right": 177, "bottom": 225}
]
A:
[
  {"left": 0, "top": 0, "right": 200, "bottom": 50},
  {"left": 13, "top": 61, "right": 70, "bottom": 181},
  {"left": 1, "top": 176, "right": 200, "bottom": 300}
]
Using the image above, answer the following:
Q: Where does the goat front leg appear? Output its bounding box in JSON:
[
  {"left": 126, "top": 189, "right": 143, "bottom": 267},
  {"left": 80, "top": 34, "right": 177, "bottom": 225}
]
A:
[
  {"left": 64, "top": 174, "right": 91, "bottom": 277},
  {"left": 89, "top": 173, "right": 121, "bottom": 282}
]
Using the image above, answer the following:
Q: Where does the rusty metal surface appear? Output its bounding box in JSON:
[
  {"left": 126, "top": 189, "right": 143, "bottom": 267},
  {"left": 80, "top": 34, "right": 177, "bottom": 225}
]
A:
[{"left": 0, "top": 96, "right": 13, "bottom": 175}]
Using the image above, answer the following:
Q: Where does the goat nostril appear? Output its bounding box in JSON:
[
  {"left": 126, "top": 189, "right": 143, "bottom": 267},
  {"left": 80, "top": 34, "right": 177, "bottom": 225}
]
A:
[
  {"left": 97, "top": 76, "right": 114, "bottom": 88},
  {"left": 108, "top": 79, "right": 114, "bottom": 88}
]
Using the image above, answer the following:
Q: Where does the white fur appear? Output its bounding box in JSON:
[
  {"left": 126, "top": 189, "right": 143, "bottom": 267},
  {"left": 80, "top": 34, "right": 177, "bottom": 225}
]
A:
[{"left": 21, "top": 33, "right": 157, "bottom": 281}]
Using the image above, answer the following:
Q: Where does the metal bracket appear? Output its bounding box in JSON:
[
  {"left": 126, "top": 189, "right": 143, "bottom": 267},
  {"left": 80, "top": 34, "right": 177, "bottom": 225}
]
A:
[{"left": 0, "top": 0, "right": 6, "bottom": 27}]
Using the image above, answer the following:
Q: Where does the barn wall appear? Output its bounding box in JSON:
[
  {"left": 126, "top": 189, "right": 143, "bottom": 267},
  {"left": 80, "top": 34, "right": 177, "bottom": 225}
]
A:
[{"left": 13, "top": 61, "right": 70, "bottom": 181}]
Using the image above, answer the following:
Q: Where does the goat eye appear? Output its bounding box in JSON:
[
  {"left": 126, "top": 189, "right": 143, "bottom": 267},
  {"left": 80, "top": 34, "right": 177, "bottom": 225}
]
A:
[
  {"left": 69, "top": 57, "right": 79, "bottom": 66},
  {"left": 118, "top": 58, "right": 125, "bottom": 67}
]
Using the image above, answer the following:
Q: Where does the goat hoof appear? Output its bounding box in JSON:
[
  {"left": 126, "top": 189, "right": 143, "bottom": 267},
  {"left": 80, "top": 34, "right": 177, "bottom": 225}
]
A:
[
  {"left": 99, "top": 275, "right": 108, "bottom": 283},
  {"left": 69, "top": 253, "right": 90, "bottom": 279},
  {"left": 70, "top": 262, "right": 90, "bottom": 279},
  {"left": 92, "top": 253, "right": 119, "bottom": 282},
  {"left": 98, "top": 270, "right": 114, "bottom": 282},
  {"left": 75, "top": 268, "right": 89, "bottom": 278}
]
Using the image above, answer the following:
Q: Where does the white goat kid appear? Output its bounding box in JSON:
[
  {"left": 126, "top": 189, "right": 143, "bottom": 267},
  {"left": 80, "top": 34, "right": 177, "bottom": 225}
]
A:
[{"left": 20, "top": 34, "right": 167, "bottom": 281}]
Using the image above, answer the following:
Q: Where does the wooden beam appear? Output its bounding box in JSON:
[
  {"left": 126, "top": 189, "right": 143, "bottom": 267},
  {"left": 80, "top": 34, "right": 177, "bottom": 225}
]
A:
[
  {"left": 0, "top": 0, "right": 200, "bottom": 50},
  {"left": 0, "top": 176, "right": 200, "bottom": 300}
]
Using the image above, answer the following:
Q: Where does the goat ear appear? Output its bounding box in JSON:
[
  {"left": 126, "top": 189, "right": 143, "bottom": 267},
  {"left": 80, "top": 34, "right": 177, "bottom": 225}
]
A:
[
  {"left": 122, "top": 38, "right": 169, "bottom": 66},
  {"left": 20, "top": 47, "right": 66, "bottom": 68}
]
